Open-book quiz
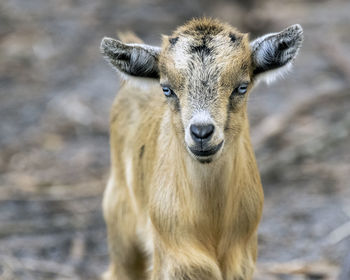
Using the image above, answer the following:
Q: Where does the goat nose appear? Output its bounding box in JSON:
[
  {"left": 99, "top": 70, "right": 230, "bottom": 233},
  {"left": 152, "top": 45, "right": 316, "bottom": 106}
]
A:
[{"left": 190, "top": 124, "right": 215, "bottom": 142}]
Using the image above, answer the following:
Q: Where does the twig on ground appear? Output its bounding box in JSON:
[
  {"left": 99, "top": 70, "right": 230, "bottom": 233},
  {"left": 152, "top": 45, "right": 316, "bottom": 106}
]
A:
[
  {"left": 256, "top": 260, "right": 338, "bottom": 280},
  {"left": 326, "top": 221, "right": 350, "bottom": 245}
]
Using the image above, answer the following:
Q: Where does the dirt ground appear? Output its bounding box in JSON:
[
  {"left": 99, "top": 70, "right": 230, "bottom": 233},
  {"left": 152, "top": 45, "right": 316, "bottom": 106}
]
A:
[{"left": 0, "top": 0, "right": 349, "bottom": 279}]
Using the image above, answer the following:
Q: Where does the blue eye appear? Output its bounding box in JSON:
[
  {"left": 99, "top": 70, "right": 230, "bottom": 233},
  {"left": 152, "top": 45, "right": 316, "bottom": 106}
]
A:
[
  {"left": 237, "top": 84, "right": 248, "bottom": 95},
  {"left": 162, "top": 86, "right": 173, "bottom": 97}
]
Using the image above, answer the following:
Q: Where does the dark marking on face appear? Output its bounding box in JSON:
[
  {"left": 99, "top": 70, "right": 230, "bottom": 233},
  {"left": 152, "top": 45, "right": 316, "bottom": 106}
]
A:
[
  {"left": 229, "top": 33, "right": 236, "bottom": 43},
  {"left": 190, "top": 44, "right": 211, "bottom": 56},
  {"left": 169, "top": 37, "right": 179, "bottom": 46},
  {"left": 227, "top": 89, "right": 244, "bottom": 117},
  {"left": 187, "top": 60, "right": 195, "bottom": 73},
  {"left": 168, "top": 97, "right": 181, "bottom": 113},
  {"left": 175, "top": 98, "right": 181, "bottom": 112},
  {"left": 190, "top": 36, "right": 213, "bottom": 60},
  {"left": 241, "top": 62, "right": 248, "bottom": 71},
  {"left": 139, "top": 145, "right": 145, "bottom": 159},
  {"left": 229, "top": 33, "right": 242, "bottom": 45},
  {"left": 224, "top": 100, "right": 233, "bottom": 130},
  {"left": 201, "top": 79, "right": 209, "bottom": 87}
]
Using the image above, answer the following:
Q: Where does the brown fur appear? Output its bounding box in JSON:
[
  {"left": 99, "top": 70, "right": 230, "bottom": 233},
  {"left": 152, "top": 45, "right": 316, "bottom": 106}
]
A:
[{"left": 101, "top": 18, "right": 301, "bottom": 280}]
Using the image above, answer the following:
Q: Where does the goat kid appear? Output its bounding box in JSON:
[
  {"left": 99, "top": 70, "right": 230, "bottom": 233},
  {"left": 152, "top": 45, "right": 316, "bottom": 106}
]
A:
[{"left": 100, "top": 18, "right": 303, "bottom": 280}]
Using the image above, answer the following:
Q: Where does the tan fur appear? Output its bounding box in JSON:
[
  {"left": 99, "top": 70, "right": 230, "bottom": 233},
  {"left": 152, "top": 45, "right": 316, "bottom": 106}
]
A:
[
  {"left": 103, "top": 18, "right": 264, "bottom": 280},
  {"left": 117, "top": 31, "right": 144, "bottom": 44}
]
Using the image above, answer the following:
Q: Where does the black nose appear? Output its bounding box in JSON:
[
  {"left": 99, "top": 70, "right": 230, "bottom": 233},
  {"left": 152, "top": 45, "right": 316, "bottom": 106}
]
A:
[{"left": 190, "top": 124, "right": 215, "bottom": 142}]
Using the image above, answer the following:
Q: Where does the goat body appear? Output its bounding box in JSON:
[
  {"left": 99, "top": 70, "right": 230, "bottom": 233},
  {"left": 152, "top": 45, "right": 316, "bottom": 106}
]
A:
[{"left": 100, "top": 18, "right": 303, "bottom": 280}]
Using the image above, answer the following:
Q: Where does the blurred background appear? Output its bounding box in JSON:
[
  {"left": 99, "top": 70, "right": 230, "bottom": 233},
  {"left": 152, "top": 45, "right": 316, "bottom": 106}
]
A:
[{"left": 0, "top": 0, "right": 349, "bottom": 279}]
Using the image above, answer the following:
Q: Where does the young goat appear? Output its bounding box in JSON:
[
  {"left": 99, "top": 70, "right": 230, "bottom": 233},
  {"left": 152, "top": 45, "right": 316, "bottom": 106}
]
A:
[{"left": 100, "top": 18, "right": 303, "bottom": 280}]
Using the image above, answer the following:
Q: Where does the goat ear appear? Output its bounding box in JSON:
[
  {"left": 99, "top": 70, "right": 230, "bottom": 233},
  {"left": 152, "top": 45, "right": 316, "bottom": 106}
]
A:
[
  {"left": 250, "top": 24, "right": 303, "bottom": 84},
  {"left": 100, "top": 37, "right": 161, "bottom": 79}
]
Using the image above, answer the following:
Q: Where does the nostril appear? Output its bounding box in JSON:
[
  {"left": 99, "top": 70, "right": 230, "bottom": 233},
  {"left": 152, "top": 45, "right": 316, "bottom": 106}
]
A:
[{"left": 190, "top": 124, "right": 215, "bottom": 140}]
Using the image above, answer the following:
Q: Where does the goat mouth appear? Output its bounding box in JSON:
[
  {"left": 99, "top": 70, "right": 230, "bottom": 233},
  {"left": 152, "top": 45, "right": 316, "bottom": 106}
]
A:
[{"left": 189, "top": 141, "right": 224, "bottom": 158}]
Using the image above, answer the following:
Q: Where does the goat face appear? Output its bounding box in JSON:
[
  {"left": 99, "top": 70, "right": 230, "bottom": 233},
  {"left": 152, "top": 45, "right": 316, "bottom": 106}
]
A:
[
  {"left": 100, "top": 18, "right": 303, "bottom": 163},
  {"left": 158, "top": 22, "right": 252, "bottom": 163}
]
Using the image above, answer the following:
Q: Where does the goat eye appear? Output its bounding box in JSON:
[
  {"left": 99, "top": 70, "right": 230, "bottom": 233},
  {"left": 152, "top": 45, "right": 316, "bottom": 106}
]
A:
[
  {"left": 162, "top": 86, "right": 173, "bottom": 97},
  {"left": 237, "top": 84, "right": 248, "bottom": 95},
  {"left": 230, "top": 83, "right": 249, "bottom": 99}
]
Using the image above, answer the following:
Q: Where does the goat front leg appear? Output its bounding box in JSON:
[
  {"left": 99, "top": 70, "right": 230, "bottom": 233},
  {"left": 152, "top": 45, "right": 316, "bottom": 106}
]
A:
[{"left": 151, "top": 241, "right": 223, "bottom": 280}]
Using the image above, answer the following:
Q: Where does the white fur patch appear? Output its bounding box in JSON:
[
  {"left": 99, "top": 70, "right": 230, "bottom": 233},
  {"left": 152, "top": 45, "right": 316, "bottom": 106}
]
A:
[
  {"left": 191, "top": 110, "right": 213, "bottom": 125},
  {"left": 124, "top": 155, "right": 139, "bottom": 213},
  {"left": 256, "top": 62, "right": 293, "bottom": 85},
  {"left": 173, "top": 37, "right": 192, "bottom": 69},
  {"left": 102, "top": 172, "right": 116, "bottom": 215}
]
